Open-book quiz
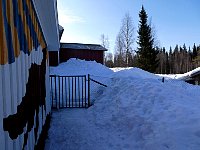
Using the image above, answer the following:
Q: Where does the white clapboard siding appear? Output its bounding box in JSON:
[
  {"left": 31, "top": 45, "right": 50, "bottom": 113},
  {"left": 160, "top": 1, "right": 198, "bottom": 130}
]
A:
[
  {"left": 46, "top": 62, "right": 51, "bottom": 114},
  {"left": 21, "top": 53, "right": 26, "bottom": 99},
  {"left": 27, "top": 131, "right": 30, "bottom": 150},
  {"left": 10, "top": 62, "right": 18, "bottom": 149},
  {"left": 13, "top": 58, "right": 19, "bottom": 149},
  {"left": 16, "top": 53, "right": 23, "bottom": 149},
  {"left": 0, "top": 65, "right": 5, "bottom": 150},
  {"left": 25, "top": 52, "right": 29, "bottom": 87},
  {"left": 30, "top": 127, "right": 35, "bottom": 150},
  {"left": 16, "top": 54, "right": 24, "bottom": 150},
  {"left": 0, "top": 47, "right": 51, "bottom": 150},
  {"left": 2, "top": 64, "right": 13, "bottom": 150},
  {"left": 16, "top": 52, "right": 22, "bottom": 106},
  {"left": 39, "top": 106, "right": 43, "bottom": 135}
]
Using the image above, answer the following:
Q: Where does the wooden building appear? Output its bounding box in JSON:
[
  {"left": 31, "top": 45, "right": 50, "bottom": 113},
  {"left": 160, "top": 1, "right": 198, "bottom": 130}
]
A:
[
  {"left": 0, "top": 0, "right": 59, "bottom": 149},
  {"left": 181, "top": 68, "right": 200, "bottom": 85},
  {"left": 48, "top": 25, "right": 63, "bottom": 66},
  {"left": 59, "top": 43, "right": 107, "bottom": 65}
]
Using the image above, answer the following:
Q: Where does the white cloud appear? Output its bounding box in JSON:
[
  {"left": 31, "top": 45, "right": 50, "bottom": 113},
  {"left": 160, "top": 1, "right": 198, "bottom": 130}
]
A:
[{"left": 58, "top": 9, "right": 85, "bottom": 25}]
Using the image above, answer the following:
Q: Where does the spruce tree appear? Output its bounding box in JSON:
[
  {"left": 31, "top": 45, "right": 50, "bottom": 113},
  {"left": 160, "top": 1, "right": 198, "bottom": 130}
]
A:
[
  {"left": 169, "top": 46, "right": 173, "bottom": 73},
  {"left": 136, "top": 6, "right": 158, "bottom": 73},
  {"left": 192, "top": 43, "right": 197, "bottom": 59}
]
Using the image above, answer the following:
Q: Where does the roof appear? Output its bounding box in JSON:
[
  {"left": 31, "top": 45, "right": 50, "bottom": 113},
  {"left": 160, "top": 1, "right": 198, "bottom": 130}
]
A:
[
  {"left": 176, "top": 67, "right": 200, "bottom": 80},
  {"left": 60, "top": 43, "right": 107, "bottom": 51},
  {"left": 59, "top": 25, "right": 64, "bottom": 40},
  {"left": 33, "top": 0, "right": 60, "bottom": 51}
]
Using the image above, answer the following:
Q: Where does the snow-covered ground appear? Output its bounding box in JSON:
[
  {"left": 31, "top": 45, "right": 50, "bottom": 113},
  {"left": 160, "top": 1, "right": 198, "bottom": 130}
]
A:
[{"left": 45, "top": 59, "right": 200, "bottom": 150}]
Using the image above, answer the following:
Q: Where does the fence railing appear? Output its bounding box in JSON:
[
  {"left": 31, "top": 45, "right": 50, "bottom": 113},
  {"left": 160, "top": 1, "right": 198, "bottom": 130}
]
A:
[
  {"left": 50, "top": 75, "right": 89, "bottom": 108},
  {"left": 50, "top": 74, "right": 107, "bottom": 109}
]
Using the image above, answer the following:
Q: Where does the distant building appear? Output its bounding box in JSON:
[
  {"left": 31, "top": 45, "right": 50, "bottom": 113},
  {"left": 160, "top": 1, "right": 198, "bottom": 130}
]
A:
[
  {"left": 58, "top": 43, "right": 107, "bottom": 65},
  {"left": 177, "top": 67, "right": 200, "bottom": 85},
  {"left": 49, "top": 25, "right": 64, "bottom": 66},
  {"left": 184, "top": 70, "right": 200, "bottom": 85}
]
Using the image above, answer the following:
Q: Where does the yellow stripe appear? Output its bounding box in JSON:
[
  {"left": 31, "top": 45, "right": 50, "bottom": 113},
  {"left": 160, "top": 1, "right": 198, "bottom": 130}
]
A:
[
  {"left": 26, "top": 0, "right": 46, "bottom": 49},
  {"left": 6, "top": 0, "right": 20, "bottom": 58},
  {"left": 0, "top": 0, "right": 8, "bottom": 65},
  {"left": 28, "top": 0, "right": 34, "bottom": 49},
  {"left": 26, "top": 0, "right": 39, "bottom": 48},
  {"left": 0, "top": 0, "right": 3, "bottom": 64},
  {"left": 46, "top": 50, "right": 49, "bottom": 61},
  {"left": 41, "top": 35, "right": 46, "bottom": 49},
  {"left": 14, "top": 27, "right": 20, "bottom": 57},
  {"left": 18, "top": 0, "right": 33, "bottom": 52},
  {"left": 23, "top": 1, "right": 33, "bottom": 52}
]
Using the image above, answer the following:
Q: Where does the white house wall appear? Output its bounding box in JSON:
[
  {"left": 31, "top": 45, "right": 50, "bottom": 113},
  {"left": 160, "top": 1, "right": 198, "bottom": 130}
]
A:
[{"left": 0, "top": 0, "right": 52, "bottom": 149}]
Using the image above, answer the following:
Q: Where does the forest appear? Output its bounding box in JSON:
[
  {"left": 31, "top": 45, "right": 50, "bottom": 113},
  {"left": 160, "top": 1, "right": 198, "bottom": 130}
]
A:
[{"left": 103, "top": 6, "right": 200, "bottom": 74}]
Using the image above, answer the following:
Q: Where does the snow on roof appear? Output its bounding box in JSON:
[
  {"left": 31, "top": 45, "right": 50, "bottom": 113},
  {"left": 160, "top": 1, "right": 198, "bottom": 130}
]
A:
[
  {"left": 59, "top": 25, "right": 64, "bottom": 31},
  {"left": 175, "top": 67, "right": 200, "bottom": 80},
  {"left": 60, "top": 43, "right": 107, "bottom": 51},
  {"left": 58, "top": 25, "right": 64, "bottom": 40}
]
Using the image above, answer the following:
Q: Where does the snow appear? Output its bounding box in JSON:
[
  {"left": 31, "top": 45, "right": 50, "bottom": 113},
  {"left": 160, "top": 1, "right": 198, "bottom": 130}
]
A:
[
  {"left": 175, "top": 67, "right": 200, "bottom": 80},
  {"left": 157, "top": 67, "right": 200, "bottom": 80},
  {"left": 50, "top": 58, "right": 113, "bottom": 77},
  {"left": 46, "top": 59, "right": 200, "bottom": 150},
  {"left": 59, "top": 25, "right": 64, "bottom": 31},
  {"left": 60, "top": 43, "right": 107, "bottom": 51}
]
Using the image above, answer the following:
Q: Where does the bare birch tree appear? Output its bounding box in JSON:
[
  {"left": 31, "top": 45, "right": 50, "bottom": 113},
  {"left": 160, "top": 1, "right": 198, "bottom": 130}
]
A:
[
  {"left": 100, "top": 34, "right": 111, "bottom": 65},
  {"left": 114, "top": 32, "right": 125, "bottom": 67},
  {"left": 100, "top": 34, "right": 110, "bottom": 50},
  {"left": 119, "top": 13, "right": 135, "bottom": 67}
]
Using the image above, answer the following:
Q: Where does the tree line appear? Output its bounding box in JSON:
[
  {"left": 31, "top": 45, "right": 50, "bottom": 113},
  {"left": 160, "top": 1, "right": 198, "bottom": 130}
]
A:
[
  {"left": 103, "top": 6, "right": 200, "bottom": 74},
  {"left": 156, "top": 44, "right": 200, "bottom": 74}
]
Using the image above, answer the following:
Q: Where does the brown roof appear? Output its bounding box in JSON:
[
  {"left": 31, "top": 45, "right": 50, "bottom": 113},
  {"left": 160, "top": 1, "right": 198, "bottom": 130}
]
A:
[{"left": 60, "top": 43, "right": 107, "bottom": 51}]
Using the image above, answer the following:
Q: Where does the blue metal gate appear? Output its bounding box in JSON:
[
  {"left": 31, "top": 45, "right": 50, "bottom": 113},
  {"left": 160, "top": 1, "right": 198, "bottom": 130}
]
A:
[{"left": 50, "top": 75, "right": 90, "bottom": 108}]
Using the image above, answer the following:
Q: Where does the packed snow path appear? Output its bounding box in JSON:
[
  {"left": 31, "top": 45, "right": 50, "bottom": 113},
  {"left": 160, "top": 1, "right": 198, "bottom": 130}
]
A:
[
  {"left": 45, "top": 59, "right": 200, "bottom": 150},
  {"left": 45, "top": 109, "right": 138, "bottom": 150}
]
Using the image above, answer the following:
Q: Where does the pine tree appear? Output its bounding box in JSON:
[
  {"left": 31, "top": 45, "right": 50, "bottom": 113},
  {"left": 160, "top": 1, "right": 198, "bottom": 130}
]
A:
[
  {"left": 188, "top": 46, "right": 193, "bottom": 71},
  {"left": 193, "top": 44, "right": 200, "bottom": 68},
  {"left": 136, "top": 6, "right": 158, "bottom": 73},
  {"left": 169, "top": 46, "right": 174, "bottom": 74},
  {"left": 192, "top": 43, "right": 197, "bottom": 59}
]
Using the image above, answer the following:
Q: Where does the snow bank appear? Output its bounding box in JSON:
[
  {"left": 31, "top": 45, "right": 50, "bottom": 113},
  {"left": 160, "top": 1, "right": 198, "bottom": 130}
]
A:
[
  {"left": 50, "top": 58, "right": 161, "bottom": 80},
  {"left": 175, "top": 67, "right": 200, "bottom": 80},
  {"left": 89, "top": 75, "right": 200, "bottom": 149},
  {"left": 113, "top": 67, "right": 161, "bottom": 80},
  {"left": 46, "top": 59, "right": 200, "bottom": 150},
  {"left": 157, "top": 67, "right": 200, "bottom": 80},
  {"left": 50, "top": 58, "right": 113, "bottom": 77}
]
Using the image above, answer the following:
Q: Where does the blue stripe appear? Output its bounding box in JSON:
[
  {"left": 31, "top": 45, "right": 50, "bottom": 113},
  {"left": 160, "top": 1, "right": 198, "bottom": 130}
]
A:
[
  {"left": 13, "top": 0, "right": 29, "bottom": 55},
  {"left": 21, "top": 0, "right": 29, "bottom": 55},
  {"left": 12, "top": 0, "right": 21, "bottom": 52},
  {"left": 2, "top": 0, "right": 46, "bottom": 63},
  {"left": 30, "top": 0, "right": 46, "bottom": 47},
  {"left": 22, "top": 0, "right": 39, "bottom": 51},
  {"left": 27, "top": 7, "right": 39, "bottom": 49},
  {"left": 19, "top": 17, "right": 28, "bottom": 54},
  {"left": 2, "top": 0, "right": 15, "bottom": 64}
]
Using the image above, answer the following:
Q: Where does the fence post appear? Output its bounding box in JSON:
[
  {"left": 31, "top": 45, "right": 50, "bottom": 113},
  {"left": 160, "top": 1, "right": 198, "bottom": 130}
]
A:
[
  {"left": 58, "top": 76, "right": 60, "bottom": 109},
  {"left": 162, "top": 77, "right": 165, "bottom": 83},
  {"left": 54, "top": 75, "right": 57, "bottom": 109},
  {"left": 88, "top": 74, "right": 90, "bottom": 107}
]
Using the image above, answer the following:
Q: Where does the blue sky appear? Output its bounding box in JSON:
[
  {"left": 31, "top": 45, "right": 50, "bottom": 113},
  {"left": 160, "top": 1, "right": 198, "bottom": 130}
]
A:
[{"left": 57, "top": 0, "right": 200, "bottom": 53}]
